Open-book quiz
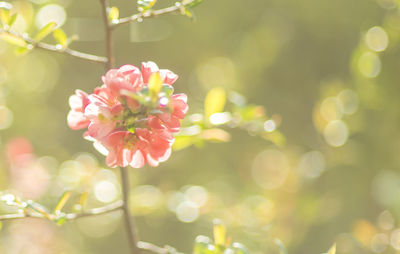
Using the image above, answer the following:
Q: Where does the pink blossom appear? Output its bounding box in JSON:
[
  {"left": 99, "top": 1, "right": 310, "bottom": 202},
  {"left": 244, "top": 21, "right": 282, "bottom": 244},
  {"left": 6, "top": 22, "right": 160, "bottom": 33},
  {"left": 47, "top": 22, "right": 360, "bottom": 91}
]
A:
[
  {"left": 68, "top": 62, "right": 188, "bottom": 168},
  {"left": 141, "top": 61, "right": 178, "bottom": 85},
  {"left": 67, "top": 90, "right": 90, "bottom": 130}
]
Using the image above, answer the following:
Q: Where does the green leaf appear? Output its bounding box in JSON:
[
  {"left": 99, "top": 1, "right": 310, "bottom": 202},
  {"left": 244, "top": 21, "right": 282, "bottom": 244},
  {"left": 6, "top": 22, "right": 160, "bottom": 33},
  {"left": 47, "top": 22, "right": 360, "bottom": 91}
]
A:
[
  {"left": 182, "top": 7, "right": 194, "bottom": 19},
  {"left": 34, "top": 22, "right": 57, "bottom": 41},
  {"left": 0, "top": 33, "right": 26, "bottom": 47},
  {"left": 326, "top": 243, "right": 336, "bottom": 254},
  {"left": 53, "top": 28, "right": 67, "bottom": 47},
  {"left": 185, "top": 0, "right": 203, "bottom": 8},
  {"left": 173, "top": 136, "right": 194, "bottom": 151},
  {"left": 193, "top": 236, "right": 216, "bottom": 254},
  {"left": 0, "top": 8, "right": 10, "bottom": 26},
  {"left": 161, "top": 84, "right": 174, "bottom": 97},
  {"left": 8, "top": 13, "right": 17, "bottom": 27},
  {"left": 55, "top": 215, "right": 67, "bottom": 226},
  {"left": 108, "top": 6, "right": 119, "bottom": 21},
  {"left": 148, "top": 72, "right": 163, "bottom": 101},
  {"left": 54, "top": 191, "right": 71, "bottom": 214},
  {"left": 213, "top": 219, "right": 227, "bottom": 246},
  {"left": 204, "top": 87, "right": 226, "bottom": 121},
  {"left": 275, "top": 239, "right": 287, "bottom": 254},
  {"left": 137, "top": 0, "right": 157, "bottom": 12},
  {"left": 15, "top": 45, "right": 31, "bottom": 56}
]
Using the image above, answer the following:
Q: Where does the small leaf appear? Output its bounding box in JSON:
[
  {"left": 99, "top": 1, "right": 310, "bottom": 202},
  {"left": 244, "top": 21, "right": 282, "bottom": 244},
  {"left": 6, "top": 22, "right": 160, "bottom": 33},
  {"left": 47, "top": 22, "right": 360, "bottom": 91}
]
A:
[
  {"left": 0, "top": 33, "right": 26, "bottom": 47},
  {"left": 108, "top": 6, "right": 119, "bottom": 21},
  {"left": 204, "top": 87, "right": 226, "bottom": 121},
  {"left": 185, "top": 0, "right": 203, "bottom": 8},
  {"left": 200, "top": 129, "right": 231, "bottom": 143},
  {"left": 53, "top": 28, "right": 67, "bottom": 47},
  {"left": 262, "top": 131, "right": 286, "bottom": 147},
  {"left": 54, "top": 191, "right": 71, "bottom": 214},
  {"left": 137, "top": 0, "right": 157, "bottom": 12},
  {"left": 34, "top": 22, "right": 57, "bottom": 41},
  {"left": 275, "top": 239, "right": 287, "bottom": 254},
  {"left": 8, "top": 13, "right": 17, "bottom": 27},
  {"left": 148, "top": 72, "right": 163, "bottom": 101},
  {"left": 161, "top": 84, "right": 174, "bottom": 97},
  {"left": 193, "top": 236, "right": 216, "bottom": 254},
  {"left": 0, "top": 8, "right": 10, "bottom": 25},
  {"left": 55, "top": 215, "right": 67, "bottom": 226},
  {"left": 327, "top": 243, "right": 336, "bottom": 254},
  {"left": 213, "top": 219, "right": 227, "bottom": 246},
  {"left": 182, "top": 7, "right": 193, "bottom": 18},
  {"left": 173, "top": 136, "right": 194, "bottom": 151},
  {"left": 15, "top": 45, "right": 31, "bottom": 56}
]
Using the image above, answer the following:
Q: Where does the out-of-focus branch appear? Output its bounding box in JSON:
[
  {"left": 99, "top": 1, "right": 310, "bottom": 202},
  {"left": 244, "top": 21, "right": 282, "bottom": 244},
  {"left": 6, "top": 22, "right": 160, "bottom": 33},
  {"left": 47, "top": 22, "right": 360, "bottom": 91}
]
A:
[
  {"left": 120, "top": 167, "right": 141, "bottom": 254},
  {"left": 99, "top": 0, "right": 115, "bottom": 69},
  {"left": 111, "top": 0, "right": 199, "bottom": 28},
  {"left": 0, "top": 28, "right": 108, "bottom": 63},
  {"left": 0, "top": 200, "right": 123, "bottom": 222},
  {"left": 137, "top": 241, "right": 185, "bottom": 254}
]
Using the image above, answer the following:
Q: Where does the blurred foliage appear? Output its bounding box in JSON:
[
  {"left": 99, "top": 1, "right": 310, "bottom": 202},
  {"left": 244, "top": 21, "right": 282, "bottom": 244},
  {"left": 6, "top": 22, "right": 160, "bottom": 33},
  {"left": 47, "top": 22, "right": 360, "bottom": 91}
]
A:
[{"left": 0, "top": 0, "right": 400, "bottom": 254}]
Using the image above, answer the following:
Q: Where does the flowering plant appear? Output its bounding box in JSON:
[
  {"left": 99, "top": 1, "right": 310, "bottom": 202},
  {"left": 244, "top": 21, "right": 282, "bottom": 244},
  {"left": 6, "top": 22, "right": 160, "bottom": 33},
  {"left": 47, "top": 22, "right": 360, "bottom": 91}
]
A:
[{"left": 68, "top": 62, "right": 188, "bottom": 168}]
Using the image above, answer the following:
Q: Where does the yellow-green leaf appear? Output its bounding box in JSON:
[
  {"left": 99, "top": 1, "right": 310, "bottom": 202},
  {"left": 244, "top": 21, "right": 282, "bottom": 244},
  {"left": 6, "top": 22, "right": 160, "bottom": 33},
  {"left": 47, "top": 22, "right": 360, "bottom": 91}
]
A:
[
  {"left": 34, "top": 22, "right": 57, "bottom": 41},
  {"left": 53, "top": 28, "right": 67, "bottom": 47},
  {"left": 200, "top": 129, "right": 231, "bottom": 143},
  {"left": 0, "top": 33, "right": 26, "bottom": 47},
  {"left": 15, "top": 45, "right": 31, "bottom": 56},
  {"left": 327, "top": 243, "right": 336, "bottom": 254},
  {"left": 108, "top": 6, "right": 119, "bottom": 21},
  {"left": 54, "top": 191, "right": 71, "bottom": 213},
  {"left": 173, "top": 136, "right": 193, "bottom": 151},
  {"left": 0, "top": 8, "right": 10, "bottom": 25},
  {"left": 204, "top": 87, "right": 226, "bottom": 120},
  {"left": 77, "top": 191, "right": 88, "bottom": 210},
  {"left": 148, "top": 72, "right": 163, "bottom": 101},
  {"left": 213, "top": 219, "right": 226, "bottom": 246},
  {"left": 8, "top": 13, "right": 17, "bottom": 27}
]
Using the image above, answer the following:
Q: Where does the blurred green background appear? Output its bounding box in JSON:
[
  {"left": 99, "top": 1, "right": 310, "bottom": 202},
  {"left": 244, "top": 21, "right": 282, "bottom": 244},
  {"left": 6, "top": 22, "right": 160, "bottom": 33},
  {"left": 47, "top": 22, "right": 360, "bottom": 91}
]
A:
[{"left": 1, "top": 0, "right": 400, "bottom": 253}]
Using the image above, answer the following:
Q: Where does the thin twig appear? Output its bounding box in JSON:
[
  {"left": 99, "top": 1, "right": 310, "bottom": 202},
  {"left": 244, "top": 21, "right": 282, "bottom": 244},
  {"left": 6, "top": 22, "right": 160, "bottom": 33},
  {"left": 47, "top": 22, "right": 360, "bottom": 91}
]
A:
[
  {"left": 120, "top": 166, "right": 141, "bottom": 254},
  {"left": 99, "top": 0, "right": 114, "bottom": 69},
  {"left": 0, "top": 200, "right": 123, "bottom": 221},
  {"left": 138, "top": 241, "right": 185, "bottom": 254},
  {"left": 0, "top": 28, "right": 108, "bottom": 63},
  {"left": 111, "top": 0, "right": 198, "bottom": 28}
]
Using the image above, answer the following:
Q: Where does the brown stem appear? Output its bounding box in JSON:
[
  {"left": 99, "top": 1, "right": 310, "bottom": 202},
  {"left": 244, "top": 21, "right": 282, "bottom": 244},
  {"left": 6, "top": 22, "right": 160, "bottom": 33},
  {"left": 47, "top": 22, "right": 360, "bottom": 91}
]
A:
[
  {"left": 120, "top": 166, "right": 141, "bottom": 254},
  {"left": 111, "top": 0, "right": 199, "bottom": 29},
  {"left": 0, "top": 200, "right": 123, "bottom": 221},
  {"left": 0, "top": 28, "right": 108, "bottom": 63},
  {"left": 99, "top": 0, "right": 115, "bottom": 69}
]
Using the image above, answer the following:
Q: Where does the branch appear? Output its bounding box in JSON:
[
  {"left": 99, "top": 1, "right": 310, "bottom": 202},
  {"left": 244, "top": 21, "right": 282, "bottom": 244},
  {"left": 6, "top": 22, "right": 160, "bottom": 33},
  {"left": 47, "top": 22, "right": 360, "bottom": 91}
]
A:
[
  {"left": 111, "top": 0, "right": 199, "bottom": 28},
  {"left": 0, "top": 28, "right": 108, "bottom": 63},
  {"left": 99, "top": 0, "right": 114, "bottom": 69},
  {"left": 0, "top": 200, "right": 123, "bottom": 222},
  {"left": 120, "top": 166, "right": 141, "bottom": 254},
  {"left": 138, "top": 241, "right": 185, "bottom": 254}
]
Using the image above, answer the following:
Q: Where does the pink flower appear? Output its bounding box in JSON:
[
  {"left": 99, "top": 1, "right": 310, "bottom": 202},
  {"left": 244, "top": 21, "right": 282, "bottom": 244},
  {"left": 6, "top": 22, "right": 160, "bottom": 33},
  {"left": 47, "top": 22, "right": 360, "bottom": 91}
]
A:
[
  {"left": 68, "top": 62, "right": 189, "bottom": 168},
  {"left": 67, "top": 90, "right": 90, "bottom": 130},
  {"left": 147, "top": 93, "right": 188, "bottom": 132},
  {"left": 141, "top": 61, "right": 178, "bottom": 85},
  {"left": 102, "top": 65, "right": 143, "bottom": 96}
]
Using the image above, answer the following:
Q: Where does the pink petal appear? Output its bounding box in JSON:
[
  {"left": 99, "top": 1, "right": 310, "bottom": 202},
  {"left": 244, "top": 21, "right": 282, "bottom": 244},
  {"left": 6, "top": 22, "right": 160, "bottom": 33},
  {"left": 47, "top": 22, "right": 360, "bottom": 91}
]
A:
[
  {"left": 130, "top": 149, "right": 145, "bottom": 168},
  {"left": 141, "top": 61, "right": 159, "bottom": 83},
  {"left": 67, "top": 111, "right": 90, "bottom": 130},
  {"left": 160, "top": 69, "right": 178, "bottom": 85}
]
